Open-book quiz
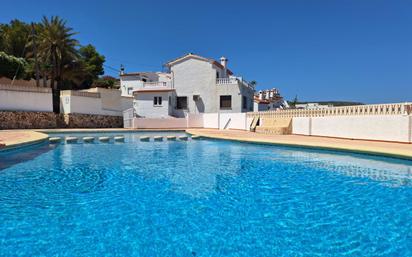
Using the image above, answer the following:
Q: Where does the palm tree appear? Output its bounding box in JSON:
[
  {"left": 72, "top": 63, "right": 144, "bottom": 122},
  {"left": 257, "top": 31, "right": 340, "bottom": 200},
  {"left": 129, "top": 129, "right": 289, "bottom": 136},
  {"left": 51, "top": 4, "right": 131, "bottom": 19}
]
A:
[{"left": 36, "top": 16, "right": 79, "bottom": 113}]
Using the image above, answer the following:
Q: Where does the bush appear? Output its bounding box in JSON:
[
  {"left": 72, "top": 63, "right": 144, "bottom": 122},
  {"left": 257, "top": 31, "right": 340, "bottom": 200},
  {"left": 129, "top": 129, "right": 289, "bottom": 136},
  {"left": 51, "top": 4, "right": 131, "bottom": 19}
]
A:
[
  {"left": 0, "top": 51, "right": 28, "bottom": 79},
  {"left": 92, "top": 76, "right": 117, "bottom": 88}
]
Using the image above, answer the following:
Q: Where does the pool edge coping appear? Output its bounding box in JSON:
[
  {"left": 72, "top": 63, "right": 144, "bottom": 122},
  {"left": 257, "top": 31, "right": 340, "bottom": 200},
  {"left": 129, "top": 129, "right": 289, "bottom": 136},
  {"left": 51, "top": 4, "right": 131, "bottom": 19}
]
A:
[
  {"left": 2, "top": 128, "right": 411, "bottom": 161},
  {"left": 0, "top": 131, "right": 49, "bottom": 152},
  {"left": 185, "top": 130, "right": 412, "bottom": 161}
]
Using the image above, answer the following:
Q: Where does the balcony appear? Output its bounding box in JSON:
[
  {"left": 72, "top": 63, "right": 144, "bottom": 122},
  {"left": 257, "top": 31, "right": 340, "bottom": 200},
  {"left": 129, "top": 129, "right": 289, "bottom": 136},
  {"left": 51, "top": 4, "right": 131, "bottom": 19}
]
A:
[
  {"left": 142, "top": 81, "right": 172, "bottom": 90},
  {"left": 216, "top": 77, "right": 255, "bottom": 90}
]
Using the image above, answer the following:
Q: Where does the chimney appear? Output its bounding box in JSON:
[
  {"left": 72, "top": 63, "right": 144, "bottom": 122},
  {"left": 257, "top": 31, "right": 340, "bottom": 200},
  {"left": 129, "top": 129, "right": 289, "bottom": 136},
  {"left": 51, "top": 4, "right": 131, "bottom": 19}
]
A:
[
  {"left": 259, "top": 90, "right": 263, "bottom": 100},
  {"left": 120, "top": 64, "right": 125, "bottom": 75},
  {"left": 220, "top": 56, "right": 228, "bottom": 68},
  {"left": 220, "top": 56, "right": 228, "bottom": 77}
]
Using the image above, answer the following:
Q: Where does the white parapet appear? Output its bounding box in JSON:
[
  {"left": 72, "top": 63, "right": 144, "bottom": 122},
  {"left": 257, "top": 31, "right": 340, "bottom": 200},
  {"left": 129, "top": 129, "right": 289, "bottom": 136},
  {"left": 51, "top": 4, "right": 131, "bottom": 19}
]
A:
[{"left": 292, "top": 115, "right": 412, "bottom": 143}]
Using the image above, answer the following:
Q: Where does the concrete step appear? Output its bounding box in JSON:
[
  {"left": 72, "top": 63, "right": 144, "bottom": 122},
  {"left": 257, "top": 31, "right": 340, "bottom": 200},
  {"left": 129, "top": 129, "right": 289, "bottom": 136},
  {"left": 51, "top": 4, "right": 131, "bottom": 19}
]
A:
[{"left": 255, "top": 126, "right": 291, "bottom": 135}]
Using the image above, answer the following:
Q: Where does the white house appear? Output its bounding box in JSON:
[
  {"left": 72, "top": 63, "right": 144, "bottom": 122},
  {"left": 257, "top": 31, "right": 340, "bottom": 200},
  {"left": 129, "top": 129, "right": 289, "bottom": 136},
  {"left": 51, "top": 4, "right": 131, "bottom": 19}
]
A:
[
  {"left": 253, "top": 88, "right": 289, "bottom": 111},
  {"left": 120, "top": 53, "right": 255, "bottom": 118}
]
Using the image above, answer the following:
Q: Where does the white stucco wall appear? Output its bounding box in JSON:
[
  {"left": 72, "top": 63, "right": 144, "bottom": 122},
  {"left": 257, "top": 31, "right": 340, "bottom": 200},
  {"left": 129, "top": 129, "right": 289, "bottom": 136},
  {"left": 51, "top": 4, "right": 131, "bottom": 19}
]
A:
[
  {"left": 133, "top": 117, "right": 187, "bottom": 129},
  {"left": 187, "top": 113, "right": 204, "bottom": 128},
  {"left": 219, "top": 113, "right": 248, "bottom": 130},
  {"left": 203, "top": 113, "right": 219, "bottom": 128},
  {"left": 61, "top": 95, "right": 122, "bottom": 116},
  {"left": 134, "top": 91, "right": 171, "bottom": 118},
  {"left": 292, "top": 115, "right": 412, "bottom": 143},
  {"left": 121, "top": 97, "right": 133, "bottom": 110},
  {"left": 171, "top": 58, "right": 219, "bottom": 116},
  {"left": 171, "top": 58, "right": 254, "bottom": 116},
  {"left": 0, "top": 88, "right": 52, "bottom": 112},
  {"left": 60, "top": 88, "right": 131, "bottom": 116}
]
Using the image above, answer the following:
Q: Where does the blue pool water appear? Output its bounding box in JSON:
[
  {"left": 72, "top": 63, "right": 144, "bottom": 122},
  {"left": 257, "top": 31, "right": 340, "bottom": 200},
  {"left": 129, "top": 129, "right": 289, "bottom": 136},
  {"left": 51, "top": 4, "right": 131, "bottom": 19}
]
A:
[{"left": 0, "top": 132, "right": 412, "bottom": 256}]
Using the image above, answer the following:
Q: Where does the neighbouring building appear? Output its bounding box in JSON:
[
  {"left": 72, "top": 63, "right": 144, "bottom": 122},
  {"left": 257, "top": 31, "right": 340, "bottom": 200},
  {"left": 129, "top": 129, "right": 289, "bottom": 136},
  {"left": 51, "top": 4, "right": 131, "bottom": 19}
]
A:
[
  {"left": 120, "top": 53, "right": 255, "bottom": 118},
  {"left": 253, "top": 88, "right": 289, "bottom": 111}
]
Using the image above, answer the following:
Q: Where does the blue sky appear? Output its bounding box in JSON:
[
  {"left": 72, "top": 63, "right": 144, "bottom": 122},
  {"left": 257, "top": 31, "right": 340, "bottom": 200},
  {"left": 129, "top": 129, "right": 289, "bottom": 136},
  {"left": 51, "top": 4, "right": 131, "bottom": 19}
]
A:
[{"left": 1, "top": 0, "right": 411, "bottom": 103}]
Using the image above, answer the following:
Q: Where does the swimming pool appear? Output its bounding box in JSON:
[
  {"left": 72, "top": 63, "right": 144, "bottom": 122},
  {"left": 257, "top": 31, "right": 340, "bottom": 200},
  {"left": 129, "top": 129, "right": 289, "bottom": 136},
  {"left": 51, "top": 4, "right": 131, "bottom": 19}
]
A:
[{"left": 0, "top": 132, "right": 411, "bottom": 256}]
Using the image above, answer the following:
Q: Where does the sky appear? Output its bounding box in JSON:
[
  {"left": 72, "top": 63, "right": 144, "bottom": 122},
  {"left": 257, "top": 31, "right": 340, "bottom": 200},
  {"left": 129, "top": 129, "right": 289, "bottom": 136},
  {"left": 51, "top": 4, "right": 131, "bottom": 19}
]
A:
[{"left": 1, "top": 0, "right": 411, "bottom": 103}]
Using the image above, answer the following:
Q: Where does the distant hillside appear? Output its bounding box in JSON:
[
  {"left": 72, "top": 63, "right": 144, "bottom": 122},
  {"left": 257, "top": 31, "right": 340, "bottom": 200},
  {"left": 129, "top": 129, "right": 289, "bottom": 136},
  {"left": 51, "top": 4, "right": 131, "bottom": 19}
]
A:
[{"left": 289, "top": 101, "right": 364, "bottom": 107}]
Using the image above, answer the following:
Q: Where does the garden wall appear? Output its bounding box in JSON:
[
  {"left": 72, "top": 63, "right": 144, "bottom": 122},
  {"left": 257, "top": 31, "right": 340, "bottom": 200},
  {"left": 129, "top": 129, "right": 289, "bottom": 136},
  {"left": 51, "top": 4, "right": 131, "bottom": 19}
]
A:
[
  {"left": 0, "top": 84, "right": 53, "bottom": 112},
  {"left": 292, "top": 115, "right": 412, "bottom": 143},
  {"left": 0, "top": 111, "right": 123, "bottom": 129}
]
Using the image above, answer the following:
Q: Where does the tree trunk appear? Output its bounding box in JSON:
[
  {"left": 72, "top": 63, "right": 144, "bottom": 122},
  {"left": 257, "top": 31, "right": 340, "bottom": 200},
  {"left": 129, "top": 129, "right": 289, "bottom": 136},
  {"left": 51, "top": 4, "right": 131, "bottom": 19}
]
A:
[
  {"left": 51, "top": 50, "right": 60, "bottom": 113},
  {"left": 42, "top": 72, "right": 47, "bottom": 87}
]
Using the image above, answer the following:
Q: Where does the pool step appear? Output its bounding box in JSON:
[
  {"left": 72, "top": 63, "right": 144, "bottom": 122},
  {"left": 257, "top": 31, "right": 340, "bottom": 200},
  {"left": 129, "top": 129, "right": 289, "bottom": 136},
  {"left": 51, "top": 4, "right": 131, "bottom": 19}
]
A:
[
  {"left": 178, "top": 136, "right": 188, "bottom": 141},
  {"left": 99, "top": 136, "right": 110, "bottom": 142},
  {"left": 49, "top": 137, "right": 62, "bottom": 144},
  {"left": 154, "top": 136, "right": 163, "bottom": 141},
  {"left": 66, "top": 137, "right": 78, "bottom": 143},
  {"left": 114, "top": 136, "right": 125, "bottom": 142},
  {"left": 49, "top": 135, "right": 196, "bottom": 144},
  {"left": 140, "top": 136, "right": 150, "bottom": 142},
  {"left": 83, "top": 137, "right": 95, "bottom": 143}
]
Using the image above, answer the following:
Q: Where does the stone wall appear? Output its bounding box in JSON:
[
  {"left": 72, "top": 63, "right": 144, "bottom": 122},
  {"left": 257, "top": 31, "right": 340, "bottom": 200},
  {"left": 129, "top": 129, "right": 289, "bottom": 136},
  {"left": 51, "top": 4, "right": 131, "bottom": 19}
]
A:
[
  {"left": 0, "top": 111, "right": 123, "bottom": 129},
  {"left": 63, "top": 113, "right": 123, "bottom": 128}
]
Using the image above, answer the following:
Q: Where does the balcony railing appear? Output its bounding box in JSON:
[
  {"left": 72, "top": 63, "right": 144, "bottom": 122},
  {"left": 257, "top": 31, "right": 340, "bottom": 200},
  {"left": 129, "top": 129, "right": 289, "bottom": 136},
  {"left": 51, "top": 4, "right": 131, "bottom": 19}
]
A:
[
  {"left": 216, "top": 78, "right": 237, "bottom": 85},
  {"left": 216, "top": 78, "right": 255, "bottom": 90},
  {"left": 142, "top": 81, "right": 169, "bottom": 88}
]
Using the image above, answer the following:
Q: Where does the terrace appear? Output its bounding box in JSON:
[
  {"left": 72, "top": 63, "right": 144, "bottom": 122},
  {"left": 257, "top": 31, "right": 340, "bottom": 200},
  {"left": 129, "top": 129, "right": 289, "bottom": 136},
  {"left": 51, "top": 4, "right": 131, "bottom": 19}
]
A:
[{"left": 216, "top": 77, "right": 255, "bottom": 90}]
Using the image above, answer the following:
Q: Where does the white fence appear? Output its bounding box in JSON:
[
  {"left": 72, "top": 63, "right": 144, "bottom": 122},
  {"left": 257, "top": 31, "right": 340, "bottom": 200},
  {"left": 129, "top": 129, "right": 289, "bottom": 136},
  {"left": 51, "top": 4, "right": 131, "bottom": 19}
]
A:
[
  {"left": 245, "top": 102, "right": 412, "bottom": 143},
  {"left": 123, "top": 108, "right": 134, "bottom": 128},
  {"left": 0, "top": 84, "right": 53, "bottom": 112},
  {"left": 124, "top": 111, "right": 251, "bottom": 130}
]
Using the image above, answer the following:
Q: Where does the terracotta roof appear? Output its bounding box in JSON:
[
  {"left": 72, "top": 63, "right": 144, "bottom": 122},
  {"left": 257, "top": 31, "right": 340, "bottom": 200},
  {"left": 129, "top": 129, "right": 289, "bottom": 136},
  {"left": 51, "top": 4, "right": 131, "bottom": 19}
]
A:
[
  {"left": 253, "top": 96, "right": 269, "bottom": 104},
  {"left": 254, "top": 99, "right": 270, "bottom": 104}
]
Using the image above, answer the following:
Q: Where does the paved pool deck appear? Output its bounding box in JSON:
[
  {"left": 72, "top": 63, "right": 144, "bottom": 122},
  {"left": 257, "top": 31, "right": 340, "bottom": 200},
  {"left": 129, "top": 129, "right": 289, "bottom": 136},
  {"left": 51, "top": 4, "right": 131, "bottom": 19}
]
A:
[
  {"left": 186, "top": 129, "right": 412, "bottom": 160},
  {"left": 0, "top": 130, "right": 49, "bottom": 150}
]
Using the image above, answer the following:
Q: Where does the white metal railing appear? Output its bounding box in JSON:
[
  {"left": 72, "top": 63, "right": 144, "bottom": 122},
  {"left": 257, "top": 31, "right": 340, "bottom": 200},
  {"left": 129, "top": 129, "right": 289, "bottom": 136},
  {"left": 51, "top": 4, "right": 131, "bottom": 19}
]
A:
[
  {"left": 123, "top": 108, "right": 134, "bottom": 128},
  {"left": 247, "top": 102, "right": 412, "bottom": 118}
]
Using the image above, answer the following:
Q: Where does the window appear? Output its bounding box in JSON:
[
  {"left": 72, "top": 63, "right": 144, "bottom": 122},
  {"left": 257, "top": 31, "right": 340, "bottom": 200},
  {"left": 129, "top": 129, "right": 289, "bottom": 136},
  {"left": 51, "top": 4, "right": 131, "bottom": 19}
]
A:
[
  {"left": 153, "top": 96, "right": 162, "bottom": 106},
  {"left": 176, "top": 96, "right": 188, "bottom": 109},
  {"left": 127, "top": 87, "right": 133, "bottom": 95},
  {"left": 220, "top": 95, "right": 232, "bottom": 109},
  {"left": 242, "top": 96, "right": 247, "bottom": 109},
  {"left": 216, "top": 71, "right": 220, "bottom": 78}
]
